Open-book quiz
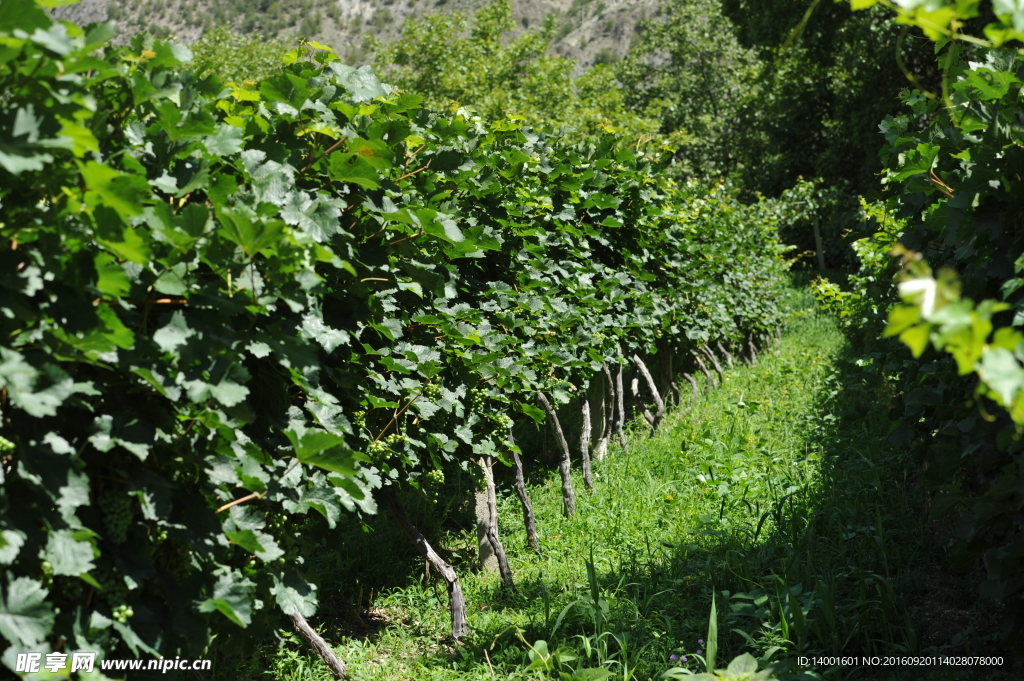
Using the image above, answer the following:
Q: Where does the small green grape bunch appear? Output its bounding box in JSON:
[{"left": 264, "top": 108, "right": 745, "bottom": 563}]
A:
[
  {"left": 99, "top": 489, "right": 133, "bottom": 545},
  {"left": 422, "top": 469, "right": 445, "bottom": 500},
  {"left": 491, "top": 412, "right": 513, "bottom": 431},
  {"left": 150, "top": 525, "right": 168, "bottom": 545},
  {"left": 0, "top": 435, "right": 14, "bottom": 452},
  {"left": 95, "top": 568, "right": 129, "bottom": 606},
  {"left": 384, "top": 432, "right": 406, "bottom": 447},
  {"left": 40, "top": 560, "right": 54, "bottom": 588},
  {"left": 423, "top": 382, "right": 443, "bottom": 400},
  {"left": 112, "top": 604, "right": 134, "bottom": 624},
  {"left": 367, "top": 439, "right": 390, "bottom": 466},
  {"left": 352, "top": 410, "right": 367, "bottom": 431},
  {"left": 467, "top": 387, "right": 488, "bottom": 413}
]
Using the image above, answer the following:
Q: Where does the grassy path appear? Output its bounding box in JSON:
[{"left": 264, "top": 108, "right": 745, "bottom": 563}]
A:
[{"left": 231, "top": 286, "right": 998, "bottom": 681}]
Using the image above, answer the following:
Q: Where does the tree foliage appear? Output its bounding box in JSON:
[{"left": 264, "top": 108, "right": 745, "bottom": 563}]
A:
[
  {"left": 617, "top": 0, "right": 761, "bottom": 177},
  {"left": 189, "top": 25, "right": 292, "bottom": 83},
  {"left": 372, "top": 0, "right": 660, "bottom": 139}
]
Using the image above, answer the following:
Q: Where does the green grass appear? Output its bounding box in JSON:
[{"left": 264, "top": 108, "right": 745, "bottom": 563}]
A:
[{"left": 219, "top": 283, "right": 1013, "bottom": 681}]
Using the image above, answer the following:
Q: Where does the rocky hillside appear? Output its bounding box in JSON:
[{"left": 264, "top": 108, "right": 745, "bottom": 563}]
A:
[{"left": 53, "top": 0, "right": 658, "bottom": 70}]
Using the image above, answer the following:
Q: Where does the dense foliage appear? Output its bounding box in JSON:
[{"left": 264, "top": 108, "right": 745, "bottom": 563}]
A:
[
  {"left": 189, "top": 25, "right": 292, "bottom": 84},
  {"left": 0, "top": 0, "right": 788, "bottom": 672},
  {"left": 815, "top": 0, "right": 1024, "bottom": 655},
  {"left": 373, "top": 0, "right": 660, "bottom": 140}
]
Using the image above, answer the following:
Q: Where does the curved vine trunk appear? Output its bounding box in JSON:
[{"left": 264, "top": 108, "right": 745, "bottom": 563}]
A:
[
  {"left": 630, "top": 375, "right": 657, "bottom": 431},
  {"left": 291, "top": 613, "right": 347, "bottom": 679},
  {"left": 695, "top": 354, "right": 717, "bottom": 391},
  {"left": 702, "top": 345, "right": 725, "bottom": 381},
  {"left": 747, "top": 335, "right": 759, "bottom": 364},
  {"left": 716, "top": 341, "right": 734, "bottom": 368},
  {"left": 632, "top": 354, "right": 666, "bottom": 434},
  {"left": 595, "top": 363, "right": 615, "bottom": 460},
  {"left": 508, "top": 432, "right": 539, "bottom": 550},
  {"left": 580, "top": 397, "right": 594, "bottom": 490},
  {"left": 615, "top": 363, "right": 628, "bottom": 450},
  {"left": 537, "top": 391, "right": 576, "bottom": 517},
  {"left": 683, "top": 372, "right": 700, "bottom": 403},
  {"left": 384, "top": 487, "right": 468, "bottom": 638},
  {"left": 480, "top": 457, "right": 514, "bottom": 589}
]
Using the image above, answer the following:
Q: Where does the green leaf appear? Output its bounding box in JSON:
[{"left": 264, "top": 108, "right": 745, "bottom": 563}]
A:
[
  {"left": 153, "top": 310, "right": 195, "bottom": 353},
  {"left": 418, "top": 209, "right": 464, "bottom": 243},
  {"left": 93, "top": 205, "right": 152, "bottom": 265},
  {"left": 963, "top": 69, "right": 1019, "bottom": 101},
  {"left": 326, "top": 152, "right": 380, "bottom": 189},
  {"left": 0, "top": 530, "right": 25, "bottom": 565},
  {"left": 41, "top": 530, "right": 95, "bottom": 576},
  {"left": 329, "top": 63, "right": 388, "bottom": 102},
  {"left": 217, "top": 210, "right": 284, "bottom": 257},
  {"left": 225, "top": 530, "right": 265, "bottom": 554},
  {"left": 705, "top": 592, "right": 718, "bottom": 674},
  {"left": 198, "top": 572, "right": 253, "bottom": 627},
  {"left": 725, "top": 653, "right": 759, "bottom": 675},
  {"left": 883, "top": 304, "right": 922, "bottom": 337},
  {"left": 204, "top": 123, "right": 245, "bottom": 157},
  {"left": 0, "top": 349, "right": 75, "bottom": 417},
  {"left": 899, "top": 323, "right": 932, "bottom": 358},
  {"left": 979, "top": 347, "right": 1024, "bottom": 406},
  {"left": 285, "top": 428, "right": 359, "bottom": 476},
  {"left": 94, "top": 252, "right": 132, "bottom": 297},
  {"left": 0, "top": 577, "right": 55, "bottom": 646},
  {"left": 270, "top": 571, "right": 317, "bottom": 617},
  {"left": 82, "top": 161, "right": 145, "bottom": 219},
  {"left": 0, "top": 0, "right": 51, "bottom": 36},
  {"left": 348, "top": 138, "right": 393, "bottom": 170}
]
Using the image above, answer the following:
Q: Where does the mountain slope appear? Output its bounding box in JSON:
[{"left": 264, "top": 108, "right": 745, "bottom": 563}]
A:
[{"left": 52, "top": 0, "right": 658, "bottom": 70}]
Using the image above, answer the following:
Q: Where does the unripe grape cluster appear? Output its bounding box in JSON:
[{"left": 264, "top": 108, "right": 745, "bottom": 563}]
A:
[
  {"left": 95, "top": 566, "right": 129, "bottom": 606},
  {"left": 423, "top": 469, "right": 445, "bottom": 500},
  {"left": 467, "top": 387, "right": 488, "bottom": 413},
  {"left": 492, "top": 412, "right": 513, "bottom": 431},
  {"left": 112, "top": 604, "right": 134, "bottom": 623},
  {"left": 99, "top": 489, "right": 133, "bottom": 545},
  {"left": 423, "top": 382, "right": 442, "bottom": 400},
  {"left": 367, "top": 432, "right": 407, "bottom": 465}
]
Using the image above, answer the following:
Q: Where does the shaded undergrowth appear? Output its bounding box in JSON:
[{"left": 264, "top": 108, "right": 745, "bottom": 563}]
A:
[{"left": 218, "top": 283, "right": 1015, "bottom": 681}]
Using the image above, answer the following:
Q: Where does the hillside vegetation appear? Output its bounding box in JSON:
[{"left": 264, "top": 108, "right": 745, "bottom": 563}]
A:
[{"left": 52, "top": 0, "right": 653, "bottom": 69}]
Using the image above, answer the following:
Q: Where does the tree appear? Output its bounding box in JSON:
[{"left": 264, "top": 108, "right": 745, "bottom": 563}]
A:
[
  {"left": 616, "top": 0, "right": 761, "bottom": 178},
  {"left": 372, "top": 0, "right": 659, "bottom": 139},
  {"left": 190, "top": 25, "right": 292, "bottom": 83}
]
